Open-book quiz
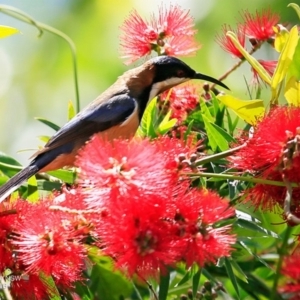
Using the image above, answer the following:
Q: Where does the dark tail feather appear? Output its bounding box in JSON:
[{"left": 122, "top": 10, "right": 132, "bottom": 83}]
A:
[{"left": 0, "top": 165, "right": 39, "bottom": 202}]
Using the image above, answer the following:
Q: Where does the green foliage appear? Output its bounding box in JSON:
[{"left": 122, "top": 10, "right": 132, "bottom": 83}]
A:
[{"left": 1, "top": 2, "right": 300, "bottom": 300}]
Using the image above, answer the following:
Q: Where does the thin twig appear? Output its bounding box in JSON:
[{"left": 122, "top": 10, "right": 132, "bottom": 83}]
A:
[
  {"left": 195, "top": 143, "right": 246, "bottom": 166},
  {"left": 183, "top": 171, "right": 299, "bottom": 188},
  {"left": 210, "top": 42, "right": 263, "bottom": 89}
]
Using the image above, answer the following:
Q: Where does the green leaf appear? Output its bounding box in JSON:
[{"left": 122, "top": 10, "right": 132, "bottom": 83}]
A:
[
  {"left": 230, "top": 260, "right": 248, "bottom": 284},
  {"left": 200, "top": 100, "right": 214, "bottom": 122},
  {"left": 184, "top": 119, "right": 194, "bottom": 141},
  {"left": 68, "top": 100, "right": 76, "bottom": 120},
  {"left": 238, "top": 240, "right": 273, "bottom": 270},
  {"left": 159, "top": 271, "right": 170, "bottom": 300},
  {"left": 287, "top": 41, "right": 300, "bottom": 80},
  {"left": 192, "top": 268, "right": 202, "bottom": 297},
  {"left": 0, "top": 153, "right": 22, "bottom": 178},
  {"left": 35, "top": 117, "right": 60, "bottom": 131},
  {"left": 271, "top": 26, "right": 299, "bottom": 90},
  {"left": 37, "top": 180, "right": 62, "bottom": 192},
  {"left": 137, "top": 98, "right": 157, "bottom": 137},
  {"left": 235, "top": 219, "right": 279, "bottom": 238},
  {"left": 0, "top": 25, "right": 19, "bottom": 38},
  {"left": 224, "top": 258, "right": 240, "bottom": 299},
  {"left": 47, "top": 169, "right": 76, "bottom": 184},
  {"left": 26, "top": 175, "right": 39, "bottom": 202},
  {"left": 157, "top": 110, "right": 177, "bottom": 135},
  {"left": 38, "top": 135, "right": 51, "bottom": 143},
  {"left": 226, "top": 31, "right": 272, "bottom": 85},
  {"left": 202, "top": 114, "right": 229, "bottom": 151},
  {"left": 288, "top": 3, "right": 300, "bottom": 20},
  {"left": 217, "top": 95, "right": 265, "bottom": 125},
  {"left": 89, "top": 258, "right": 132, "bottom": 300},
  {"left": 175, "top": 268, "right": 193, "bottom": 287},
  {"left": 284, "top": 76, "right": 300, "bottom": 105}
]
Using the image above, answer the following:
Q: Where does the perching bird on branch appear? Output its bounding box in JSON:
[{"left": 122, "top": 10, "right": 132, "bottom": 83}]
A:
[{"left": 0, "top": 56, "right": 228, "bottom": 201}]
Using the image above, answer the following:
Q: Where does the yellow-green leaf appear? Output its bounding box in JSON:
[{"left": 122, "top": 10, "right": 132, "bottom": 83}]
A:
[
  {"left": 274, "top": 25, "right": 290, "bottom": 52},
  {"left": 68, "top": 100, "right": 76, "bottom": 120},
  {"left": 226, "top": 31, "right": 272, "bottom": 85},
  {"left": 285, "top": 76, "right": 300, "bottom": 106},
  {"left": 157, "top": 110, "right": 177, "bottom": 135},
  {"left": 217, "top": 95, "right": 265, "bottom": 125},
  {"left": 288, "top": 3, "right": 300, "bottom": 20},
  {"left": 271, "top": 26, "right": 299, "bottom": 90},
  {"left": 0, "top": 25, "right": 19, "bottom": 38},
  {"left": 26, "top": 175, "right": 39, "bottom": 203}
]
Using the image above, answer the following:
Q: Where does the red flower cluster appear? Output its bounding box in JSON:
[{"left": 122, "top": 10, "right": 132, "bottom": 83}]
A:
[
  {"left": 0, "top": 199, "right": 87, "bottom": 299},
  {"left": 230, "top": 106, "right": 300, "bottom": 214},
  {"left": 216, "top": 24, "right": 246, "bottom": 59},
  {"left": 280, "top": 249, "right": 300, "bottom": 299},
  {"left": 242, "top": 9, "right": 280, "bottom": 41},
  {"left": 217, "top": 9, "right": 280, "bottom": 59},
  {"left": 77, "top": 135, "right": 236, "bottom": 278},
  {"left": 159, "top": 83, "right": 199, "bottom": 122},
  {"left": 0, "top": 136, "right": 236, "bottom": 298},
  {"left": 120, "top": 5, "right": 200, "bottom": 64}
]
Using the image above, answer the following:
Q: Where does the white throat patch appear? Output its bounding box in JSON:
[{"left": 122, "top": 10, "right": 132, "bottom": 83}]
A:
[{"left": 148, "top": 77, "right": 189, "bottom": 103}]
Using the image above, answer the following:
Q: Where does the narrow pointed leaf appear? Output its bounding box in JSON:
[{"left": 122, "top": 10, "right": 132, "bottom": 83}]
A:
[
  {"left": 287, "top": 41, "right": 300, "bottom": 80},
  {"left": 192, "top": 268, "right": 202, "bottom": 297},
  {"left": 68, "top": 100, "right": 76, "bottom": 120},
  {"left": 137, "top": 98, "right": 157, "bottom": 137},
  {"left": 26, "top": 175, "right": 39, "bottom": 203},
  {"left": 285, "top": 76, "right": 300, "bottom": 106},
  {"left": 226, "top": 31, "right": 272, "bottom": 85},
  {"left": 288, "top": 3, "right": 300, "bottom": 20},
  {"left": 224, "top": 258, "right": 240, "bottom": 299},
  {"left": 217, "top": 95, "right": 265, "bottom": 125},
  {"left": 0, "top": 25, "right": 19, "bottom": 38},
  {"left": 157, "top": 110, "right": 177, "bottom": 134},
  {"left": 230, "top": 260, "right": 248, "bottom": 283},
  {"left": 202, "top": 114, "right": 228, "bottom": 151},
  {"left": 271, "top": 26, "right": 299, "bottom": 90},
  {"left": 35, "top": 117, "right": 60, "bottom": 131},
  {"left": 159, "top": 272, "right": 170, "bottom": 300},
  {"left": 47, "top": 169, "right": 77, "bottom": 184}
]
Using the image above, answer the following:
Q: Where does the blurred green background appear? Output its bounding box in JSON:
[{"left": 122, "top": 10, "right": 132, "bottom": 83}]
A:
[{"left": 0, "top": 0, "right": 298, "bottom": 165}]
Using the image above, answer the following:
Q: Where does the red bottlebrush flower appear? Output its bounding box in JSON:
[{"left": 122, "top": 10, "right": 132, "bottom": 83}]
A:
[
  {"left": 120, "top": 10, "right": 157, "bottom": 64},
  {"left": 230, "top": 106, "right": 300, "bottom": 211},
  {"left": 231, "top": 106, "right": 300, "bottom": 177},
  {"left": 279, "top": 251, "right": 300, "bottom": 299},
  {"left": 163, "top": 35, "right": 201, "bottom": 57},
  {"left": 156, "top": 4, "right": 197, "bottom": 37},
  {"left": 120, "top": 5, "right": 200, "bottom": 64},
  {"left": 251, "top": 60, "right": 277, "bottom": 87},
  {"left": 97, "top": 193, "right": 178, "bottom": 279},
  {"left": 160, "top": 83, "right": 199, "bottom": 122},
  {"left": 11, "top": 199, "right": 87, "bottom": 288},
  {"left": 77, "top": 135, "right": 196, "bottom": 209},
  {"left": 168, "top": 186, "right": 235, "bottom": 267},
  {"left": 10, "top": 273, "right": 50, "bottom": 300},
  {"left": 216, "top": 24, "right": 246, "bottom": 59},
  {"left": 242, "top": 9, "right": 280, "bottom": 41}
]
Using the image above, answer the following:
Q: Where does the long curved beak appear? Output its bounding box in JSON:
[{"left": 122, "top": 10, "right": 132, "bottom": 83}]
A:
[{"left": 194, "top": 73, "right": 230, "bottom": 90}]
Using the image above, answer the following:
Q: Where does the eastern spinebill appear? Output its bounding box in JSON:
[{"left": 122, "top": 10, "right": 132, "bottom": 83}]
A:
[{"left": 0, "top": 56, "right": 229, "bottom": 201}]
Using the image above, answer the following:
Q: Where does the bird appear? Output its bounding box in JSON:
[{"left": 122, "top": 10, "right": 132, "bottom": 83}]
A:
[{"left": 0, "top": 55, "right": 228, "bottom": 202}]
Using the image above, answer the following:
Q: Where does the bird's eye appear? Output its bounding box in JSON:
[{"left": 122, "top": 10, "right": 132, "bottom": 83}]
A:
[{"left": 176, "top": 70, "right": 185, "bottom": 78}]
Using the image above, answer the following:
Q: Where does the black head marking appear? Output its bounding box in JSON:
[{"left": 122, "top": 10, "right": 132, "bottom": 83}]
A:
[
  {"left": 149, "top": 56, "right": 229, "bottom": 90},
  {"left": 150, "top": 56, "right": 196, "bottom": 84}
]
